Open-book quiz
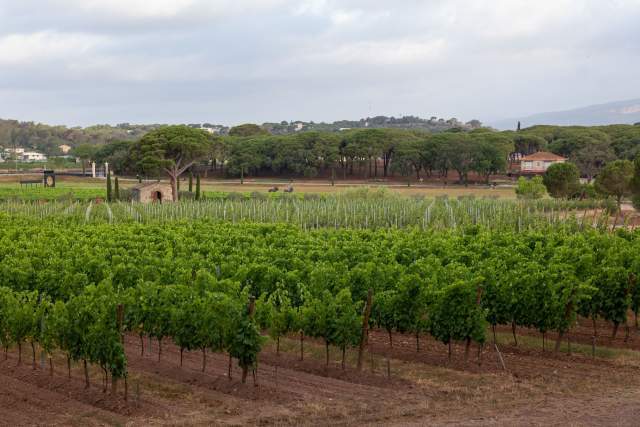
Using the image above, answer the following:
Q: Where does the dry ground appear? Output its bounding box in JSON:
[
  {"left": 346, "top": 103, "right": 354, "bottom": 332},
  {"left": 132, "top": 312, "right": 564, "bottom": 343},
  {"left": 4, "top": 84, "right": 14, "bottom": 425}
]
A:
[
  {"left": 198, "top": 180, "right": 515, "bottom": 198},
  {"left": 2, "top": 321, "right": 640, "bottom": 426}
]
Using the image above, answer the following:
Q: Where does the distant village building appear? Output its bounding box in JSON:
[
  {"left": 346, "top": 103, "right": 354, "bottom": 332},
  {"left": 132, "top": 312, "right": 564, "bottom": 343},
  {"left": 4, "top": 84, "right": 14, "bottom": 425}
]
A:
[
  {"left": 520, "top": 152, "right": 566, "bottom": 174},
  {"left": 131, "top": 182, "right": 173, "bottom": 203},
  {"left": 59, "top": 144, "right": 72, "bottom": 154},
  {"left": 3, "top": 148, "right": 47, "bottom": 162},
  {"left": 4, "top": 147, "right": 25, "bottom": 156},
  {"left": 22, "top": 151, "right": 47, "bottom": 162},
  {"left": 202, "top": 125, "right": 225, "bottom": 135}
]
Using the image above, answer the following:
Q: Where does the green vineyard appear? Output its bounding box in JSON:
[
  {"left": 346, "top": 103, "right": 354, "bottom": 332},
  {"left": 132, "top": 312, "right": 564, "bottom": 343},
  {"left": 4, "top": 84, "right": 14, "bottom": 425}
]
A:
[{"left": 1, "top": 212, "right": 639, "bottom": 391}]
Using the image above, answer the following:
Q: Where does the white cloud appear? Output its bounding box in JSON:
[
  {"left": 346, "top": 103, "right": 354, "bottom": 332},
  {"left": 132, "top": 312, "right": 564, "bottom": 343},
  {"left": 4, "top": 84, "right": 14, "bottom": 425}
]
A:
[
  {"left": 66, "top": 54, "right": 217, "bottom": 82},
  {"left": 306, "top": 39, "right": 447, "bottom": 66},
  {"left": 330, "top": 9, "right": 362, "bottom": 26},
  {"left": 293, "top": 0, "right": 329, "bottom": 16},
  {"left": 0, "top": 31, "right": 108, "bottom": 65},
  {"left": 448, "top": 0, "right": 577, "bottom": 39},
  {"left": 0, "top": 0, "right": 639, "bottom": 125},
  {"left": 57, "top": 0, "right": 291, "bottom": 20},
  {"left": 74, "top": 0, "right": 197, "bottom": 18}
]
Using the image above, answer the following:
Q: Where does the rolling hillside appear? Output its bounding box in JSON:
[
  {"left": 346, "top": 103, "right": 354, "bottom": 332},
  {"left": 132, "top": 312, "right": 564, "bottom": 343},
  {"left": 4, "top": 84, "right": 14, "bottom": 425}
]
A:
[{"left": 492, "top": 99, "right": 640, "bottom": 130}]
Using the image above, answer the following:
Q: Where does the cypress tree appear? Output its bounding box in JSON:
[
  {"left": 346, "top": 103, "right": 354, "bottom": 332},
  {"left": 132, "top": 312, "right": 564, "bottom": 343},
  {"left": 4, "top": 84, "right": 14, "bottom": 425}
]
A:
[
  {"left": 114, "top": 176, "right": 120, "bottom": 201},
  {"left": 106, "top": 171, "right": 112, "bottom": 202},
  {"left": 189, "top": 172, "right": 193, "bottom": 192},
  {"left": 195, "top": 174, "right": 201, "bottom": 200}
]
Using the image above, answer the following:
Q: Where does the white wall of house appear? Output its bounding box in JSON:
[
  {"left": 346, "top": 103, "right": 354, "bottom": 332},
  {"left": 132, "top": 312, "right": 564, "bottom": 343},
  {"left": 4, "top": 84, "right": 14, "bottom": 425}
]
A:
[
  {"left": 521, "top": 159, "right": 565, "bottom": 173},
  {"left": 3, "top": 148, "right": 48, "bottom": 162}
]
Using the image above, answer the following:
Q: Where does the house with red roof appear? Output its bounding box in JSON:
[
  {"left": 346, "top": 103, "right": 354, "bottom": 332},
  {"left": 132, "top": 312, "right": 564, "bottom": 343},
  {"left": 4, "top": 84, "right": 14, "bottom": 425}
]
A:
[{"left": 520, "top": 151, "right": 566, "bottom": 174}]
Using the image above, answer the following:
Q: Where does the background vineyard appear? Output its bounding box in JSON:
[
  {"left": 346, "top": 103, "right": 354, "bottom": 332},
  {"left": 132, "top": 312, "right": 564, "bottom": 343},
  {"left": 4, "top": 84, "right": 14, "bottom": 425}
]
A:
[{"left": 0, "top": 193, "right": 616, "bottom": 231}]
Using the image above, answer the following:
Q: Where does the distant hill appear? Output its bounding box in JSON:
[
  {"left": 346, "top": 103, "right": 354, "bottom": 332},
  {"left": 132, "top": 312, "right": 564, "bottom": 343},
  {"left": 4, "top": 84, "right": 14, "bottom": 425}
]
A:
[
  {"left": 491, "top": 99, "right": 640, "bottom": 130},
  {"left": 262, "top": 115, "right": 482, "bottom": 135}
]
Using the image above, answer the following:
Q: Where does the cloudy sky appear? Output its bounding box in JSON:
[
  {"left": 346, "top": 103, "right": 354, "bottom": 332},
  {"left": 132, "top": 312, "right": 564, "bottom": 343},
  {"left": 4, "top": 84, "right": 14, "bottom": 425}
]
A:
[{"left": 0, "top": 0, "right": 638, "bottom": 127}]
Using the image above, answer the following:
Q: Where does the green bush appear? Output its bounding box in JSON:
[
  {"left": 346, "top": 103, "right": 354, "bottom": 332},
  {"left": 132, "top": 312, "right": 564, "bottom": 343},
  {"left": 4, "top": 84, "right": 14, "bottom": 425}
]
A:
[
  {"left": 572, "top": 183, "right": 598, "bottom": 200},
  {"left": 543, "top": 162, "right": 580, "bottom": 198},
  {"left": 515, "top": 176, "right": 546, "bottom": 199}
]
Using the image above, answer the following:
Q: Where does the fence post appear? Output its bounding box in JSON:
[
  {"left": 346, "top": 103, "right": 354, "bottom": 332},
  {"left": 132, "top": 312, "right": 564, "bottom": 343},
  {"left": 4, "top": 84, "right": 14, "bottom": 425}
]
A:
[
  {"left": 357, "top": 289, "right": 373, "bottom": 371},
  {"left": 113, "top": 304, "right": 125, "bottom": 398}
]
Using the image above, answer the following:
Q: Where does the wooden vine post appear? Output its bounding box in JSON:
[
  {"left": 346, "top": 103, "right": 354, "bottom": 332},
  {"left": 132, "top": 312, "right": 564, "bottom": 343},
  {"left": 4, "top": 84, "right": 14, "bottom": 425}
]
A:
[
  {"left": 466, "top": 285, "right": 483, "bottom": 364},
  {"left": 625, "top": 273, "right": 636, "bottom": 343},
  {"left": 241, "top": 296, "right": 256, "bottom": 384},
  {"left": 84, "top": 359, "right": 90, "bottom": 389},
  {"left": 555, "top": 288, "right": 577, "bottom": 353},
  {"left": 113, "top": 303, "right": 127, "bottom": 399},
  {"left": 357, "top": 289, "right": 374, "bottom": 372},
  {"left": 610, "top": 276, "right": 634, "bottom": 341}
]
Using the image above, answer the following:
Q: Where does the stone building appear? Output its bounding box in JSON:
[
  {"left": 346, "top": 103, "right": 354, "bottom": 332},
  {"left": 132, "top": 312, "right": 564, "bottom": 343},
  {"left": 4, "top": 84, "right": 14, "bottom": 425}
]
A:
[{"left": 131, "top": 182, "right": 173, "bottom": 203}]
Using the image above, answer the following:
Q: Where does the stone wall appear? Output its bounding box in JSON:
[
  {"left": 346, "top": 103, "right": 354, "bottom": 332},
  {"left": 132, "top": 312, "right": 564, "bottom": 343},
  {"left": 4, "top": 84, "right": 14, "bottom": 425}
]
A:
[{"left": 133, "top": 183, "right": 173, "bottom": 203}]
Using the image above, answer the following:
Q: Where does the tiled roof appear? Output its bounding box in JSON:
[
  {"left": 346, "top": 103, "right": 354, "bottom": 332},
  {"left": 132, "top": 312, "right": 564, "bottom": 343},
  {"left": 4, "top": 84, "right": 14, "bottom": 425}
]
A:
[{"left": 520, "top": 151, "right": 566, "bottom": 161}]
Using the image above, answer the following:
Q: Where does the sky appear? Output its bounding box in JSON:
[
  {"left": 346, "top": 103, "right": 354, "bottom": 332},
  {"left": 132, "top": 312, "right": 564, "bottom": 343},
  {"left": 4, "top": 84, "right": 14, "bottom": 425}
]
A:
[{"left": 0, "top": 0, "right": 639, "bottom": 127}]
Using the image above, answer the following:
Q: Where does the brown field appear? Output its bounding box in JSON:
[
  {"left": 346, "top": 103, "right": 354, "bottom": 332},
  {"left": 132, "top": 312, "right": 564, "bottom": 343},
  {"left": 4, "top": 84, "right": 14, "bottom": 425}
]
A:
[
  {"left": 3, "top": 320, "right": 640, "bottom": 426},
  {"left": 199, "top": 181, "right": 516, "bottom": 198}
]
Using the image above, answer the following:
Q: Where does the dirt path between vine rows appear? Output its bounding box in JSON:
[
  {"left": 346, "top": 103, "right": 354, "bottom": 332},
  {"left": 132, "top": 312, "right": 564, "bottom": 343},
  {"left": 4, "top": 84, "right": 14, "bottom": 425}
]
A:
[{"left": 2, "top": 328, "right": 640, "bottom": 426}]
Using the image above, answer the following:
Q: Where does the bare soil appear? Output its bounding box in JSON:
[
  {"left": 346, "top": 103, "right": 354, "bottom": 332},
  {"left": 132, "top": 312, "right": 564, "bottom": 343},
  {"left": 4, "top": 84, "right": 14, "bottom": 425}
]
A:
[
  {"left": 495, "top": 314, "right": 640, "bottom": 354},
  {"left": 2, "top": 322, "right": 640, "bottom": 426}
]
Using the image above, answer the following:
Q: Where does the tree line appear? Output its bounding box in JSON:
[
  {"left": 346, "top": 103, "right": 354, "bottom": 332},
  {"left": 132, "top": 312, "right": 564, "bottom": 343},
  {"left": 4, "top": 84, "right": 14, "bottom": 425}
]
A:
[
  {"left": 89, "top": 123, "right": 639, "bottom": 193},
  {"left": 4, "top": 117, "right": 640, "bottom": 187},
  {"left": 93, "top": 126, "right": 515, "bottom": 200}
]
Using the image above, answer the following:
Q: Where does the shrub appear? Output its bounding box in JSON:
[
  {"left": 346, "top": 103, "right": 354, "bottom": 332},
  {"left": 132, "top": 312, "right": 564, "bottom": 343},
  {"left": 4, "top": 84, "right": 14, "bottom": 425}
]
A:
[
  {"left": 594, "top": 159, "right": 634, "bottom": 208},
  {"left": 572, "top": 183, "right": 598, "bottom": 200},
  {"left": 543, "top": 163, "right": 580, "bottom": 198},
  {"left": 515, "top": 176, "right": 546, "bottom": 199}
]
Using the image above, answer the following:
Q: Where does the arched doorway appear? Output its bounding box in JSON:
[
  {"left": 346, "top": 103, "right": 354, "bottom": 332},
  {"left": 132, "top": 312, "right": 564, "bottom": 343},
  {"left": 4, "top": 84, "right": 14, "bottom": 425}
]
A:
[{"left": 152, "top": 191, "right": 163, "bottom": 203}]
